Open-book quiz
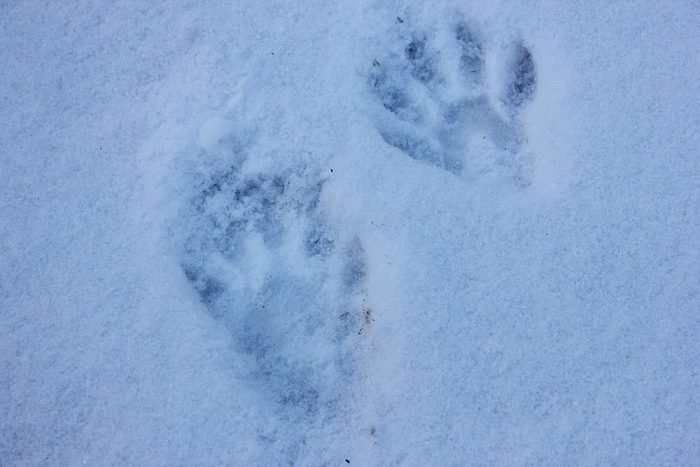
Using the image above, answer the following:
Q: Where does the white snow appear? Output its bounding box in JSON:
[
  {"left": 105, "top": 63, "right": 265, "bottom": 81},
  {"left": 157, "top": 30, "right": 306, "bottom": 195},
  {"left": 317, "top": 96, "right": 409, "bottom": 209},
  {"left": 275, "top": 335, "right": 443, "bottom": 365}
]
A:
[{"left": 2, "top": 1, "right": 699, "bottom": 465}]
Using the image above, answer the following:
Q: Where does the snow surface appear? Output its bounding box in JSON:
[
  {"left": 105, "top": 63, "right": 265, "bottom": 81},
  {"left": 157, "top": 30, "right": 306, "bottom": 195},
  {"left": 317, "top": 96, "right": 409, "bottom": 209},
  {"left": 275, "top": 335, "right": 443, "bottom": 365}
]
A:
[{"left": 1, "top": 1, "right": 699, "bottom": 465}]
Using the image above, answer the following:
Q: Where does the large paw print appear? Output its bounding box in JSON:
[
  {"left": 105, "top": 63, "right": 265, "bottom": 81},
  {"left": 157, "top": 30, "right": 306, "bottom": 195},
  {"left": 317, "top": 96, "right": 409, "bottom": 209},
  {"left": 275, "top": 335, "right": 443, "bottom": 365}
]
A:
[
  {"left": 181, "top": 137, "right": 368, "bottom": 420},
  {"left": 368, "top": 17, "right": 536, "bottom": 186}
]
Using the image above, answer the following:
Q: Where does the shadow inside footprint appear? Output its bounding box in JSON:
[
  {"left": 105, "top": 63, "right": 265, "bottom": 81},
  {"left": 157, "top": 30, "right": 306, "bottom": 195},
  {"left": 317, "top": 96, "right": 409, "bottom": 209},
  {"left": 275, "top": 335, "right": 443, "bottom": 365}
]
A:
[
  {"left": 405, "top": 35, "right": 436, "bottom": 83},
  {"left": 455, "top": 21, "right": 484, "bottom": 87},
  {"left": 505, "top": 43, "right": 536, "bottom": 110},
  {"left": 380, "top": 132, "right": 455, "bottom": 172}
]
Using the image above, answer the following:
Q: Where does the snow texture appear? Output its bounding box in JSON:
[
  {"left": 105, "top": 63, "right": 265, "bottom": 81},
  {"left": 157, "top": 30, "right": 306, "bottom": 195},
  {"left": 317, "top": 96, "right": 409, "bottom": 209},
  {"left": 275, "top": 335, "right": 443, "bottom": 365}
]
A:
[{"left": 1, "top": 1, "right": 699, "bottom": 465}]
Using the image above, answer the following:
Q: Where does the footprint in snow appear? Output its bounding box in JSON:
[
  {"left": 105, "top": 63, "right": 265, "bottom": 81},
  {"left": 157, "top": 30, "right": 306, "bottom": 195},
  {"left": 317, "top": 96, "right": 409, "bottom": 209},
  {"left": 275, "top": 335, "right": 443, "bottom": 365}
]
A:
[
  {"left": 180, "top": 131, "right": 369, "bottom": 422},
  {"left": 368, "top": 17, "right": 536, "bottom": 186}
]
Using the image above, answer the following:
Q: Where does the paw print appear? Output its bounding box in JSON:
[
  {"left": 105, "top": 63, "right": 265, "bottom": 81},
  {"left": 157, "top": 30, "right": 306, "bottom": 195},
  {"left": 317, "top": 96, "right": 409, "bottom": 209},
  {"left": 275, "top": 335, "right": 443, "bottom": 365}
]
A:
[
  {"left": 368, "top": 17, "right": 536, "bottom": 186},
  {"left": 180, "top": 131, "right": 370, "bottom": 422}
]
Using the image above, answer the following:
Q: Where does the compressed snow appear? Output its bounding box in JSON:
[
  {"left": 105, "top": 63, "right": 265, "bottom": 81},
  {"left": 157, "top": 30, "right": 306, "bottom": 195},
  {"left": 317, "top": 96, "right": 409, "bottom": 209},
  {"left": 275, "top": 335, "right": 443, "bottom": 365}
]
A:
[{"left": 1, "top": 0, "right": 699, "bottom": 465}]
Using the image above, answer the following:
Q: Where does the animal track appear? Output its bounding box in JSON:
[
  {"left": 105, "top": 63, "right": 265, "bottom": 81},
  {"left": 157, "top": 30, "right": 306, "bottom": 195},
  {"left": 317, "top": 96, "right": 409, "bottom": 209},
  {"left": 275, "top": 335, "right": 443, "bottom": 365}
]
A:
[
  {"left": 368, "top": 17, "right": 536, "bottom": 185},
  {"left": 180, "top": 132, "right": 368, "bottom": 421}
]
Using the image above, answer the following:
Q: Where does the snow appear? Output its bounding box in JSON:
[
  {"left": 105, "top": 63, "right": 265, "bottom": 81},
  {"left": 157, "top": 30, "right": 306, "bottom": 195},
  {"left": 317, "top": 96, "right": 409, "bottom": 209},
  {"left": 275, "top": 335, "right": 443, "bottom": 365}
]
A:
[{"left": 2, "top": 1, "right": 699, "bottom": 465}]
